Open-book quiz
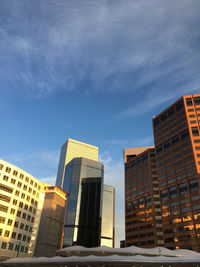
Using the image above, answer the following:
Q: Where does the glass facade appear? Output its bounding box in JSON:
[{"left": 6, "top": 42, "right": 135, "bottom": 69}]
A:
[{"left": 62, "top": 158, "right": 104, "bottom": 247}]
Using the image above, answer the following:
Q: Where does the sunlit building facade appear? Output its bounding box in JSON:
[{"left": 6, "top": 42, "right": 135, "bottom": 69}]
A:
[
  {"left": 34, "top": 186, "right": 67, "bottom": 257},
  {"left": 124, "top": 147, "right": 163, "bottom": 248},
  {"left": 0, "top": 159, "right": 44, "bottom": 260},
  {"left": 0, "top": 159, "right": 67, "bottom": 260},
  {"left": 153, "top": 94, "right": 200, "bottom": 251},
  {"left": 101, "top": 184, "right": 115, "bottom": 248},
  {"left": 56, "top": 139, "right": 98, "bottom": 188},
  {"left": 56, "top": 139, "right": 115, "bottom": 248}
]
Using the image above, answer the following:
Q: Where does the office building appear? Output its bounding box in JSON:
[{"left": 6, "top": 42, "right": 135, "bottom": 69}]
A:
[
  {"left": 62, "top": 157, "right": 104, "bottom": 247},
  {"left": 56, "top": 139, "right": 115, "bottom": 248},
  {"left": 0, "top": 159, "right": 44, "bottom": 260},
  {"left": 101, "top": 184, "right": 115, "bottom": 248},
  {"left": 56, "top": 139, "right": 98, "bottom": 188},
  {"left": 34, "top": 186, "right": 67, "bottom": 257},
  {"left": 0, "top": 159, "right": 67, "bottom": 260},
  {"left": 153, "top": 94, "right": 200, "bottom": 251},
  {"left": 124, "top": 147, "right": 163, "bottom": 248}
]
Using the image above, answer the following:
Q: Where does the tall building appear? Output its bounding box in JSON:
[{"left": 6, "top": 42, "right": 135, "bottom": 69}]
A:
[
  {"left": 101, "top": 184, "right": 115, "bottom": 248},
  {"left": 34, "top": 186, "right": 67, "bottom": 257},
  {"left": 153, "top": 94, "right": 200, "bottom": 251},
  {"left": 56, "top": 139, "right": 115, "bottom": 248},
  {"left": 124, "top": 147, "right": 163, "bottom": 248},
  {"left": 61, "top": 157, "right": 104, "bottom": 247},
  {"left": 0, "top": 159, "right": 67, "bottom": 260},
  {"left": 0, "top": 159, "right": 43, "bottom": 260},
  {"left": 56, "top": 139, "right": 98, "bottom": 188}
]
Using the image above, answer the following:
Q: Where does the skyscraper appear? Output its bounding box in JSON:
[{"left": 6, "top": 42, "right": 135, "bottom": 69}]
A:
[
  {"left": 124, "top": 147, "right": 163, "bottom": 248},
  {"left": 56, "top": 139, "right": 98, "bottom": 188},
  {"left": 124, "top": 94, "right": 200, "bottom": 251},
  {"left": 153, "top": 94, "right": 200, "bottom": 251},
  {"left": 56, "top": 139, "right": 115, "bottom": 248},
  {"left": 62, "top": 157, "right": 104, "bottom": 247}
]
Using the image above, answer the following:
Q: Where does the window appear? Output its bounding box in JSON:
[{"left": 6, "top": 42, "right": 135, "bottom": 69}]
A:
[
  {"left": 19, "top": 173, "right": 24, "bottom": 179},
  {"left": 15, "top": 245, "right": 20, "bottom": 252},
  {"left": 25, "top": 225, "right": 29, "bottom": 231},
  {"left": 5, "top": 167, "right": 11, "bottom": 173},
  {"left": 0, "top": 194, "right": 11, "bottom": 203},
  {"left": 13, "top": 170, "right": 18, "bottom": 176},
  {"left": 176, "top": 100, "right": 184, "bottom": 111},
  {"left": 179, "top": 183, "right": 188, "bottom": 196},
  {"left": 146, "top": 195, "right": 151, "bottom": 206},
  {"left": 23, "top": 185, "right": 27, "bottom": 190},
  {"left": 11, "top": 232, "right": 16, "bottom": 239},
  {"left": 17, "top": 211, "right": 21, "bottom": 217},
  {"left": 10, "top": 208, "right": 15, "bottom": 215},
  {"left": 24, "top": 204, "right": 28, "bottom": 210},
  {"left": 13, "top": 199, "right": 18, "bottom": 205},
  {"left": 168, "top": 108, "right": 175, "bottom": 117},
  {"left": 30, "top": 180, "right": 33, "bottom": 185},
  {"left": 161, "top": 189, "right": 168, "bottom": 201},
  {"left": 190, "top": 120, "right": 197, "bottom": 124},
  {"left": 20, "top": 223, "right": 24, "bottom": 229},
  {"left": 164, "top": 140, "right": 171, "bottom": 150},
  {"left": 154, "top": 118, "right": 160, "bottom": 128},
  {"left": 25, "top": 177, "right": 29, "bottom": 182},
  {"left": 0, "top": 216, "right": 6, "bottom": 224},
  {"left": 14, "top": 221, "right": 19, "bottom": 228},
  {"left": 194, "top": 97, "right": 200, "bottom": 105},
  {"left": 3, "top": 175, "right": 8, "bottom": 181},
  {"left": 170, "top": 186, "right": 177, "bottom": 198},
  {"left": 15, "top": 190, "right": 20, "bottom": 196},
  {"left": 1, "top": 242, "right": 7, "bottom": 249},
  {"left": 27, "top": 215, "right": 31, "bottom": 221},
  {"left": 0, "top": 204, "right": 8, "bottom": 213},
  {"left": 17, "top": 233, "right": 22, "bottom": 240},
  {"left": 0, "top": 164, "right": 3, "bottom": 170},
  {"left": 19, "top": 202, "right": 23, "bottom": 208},
  {"left": 189, "top": 114, "right": 195, "bottom": 118},
  {"left": 172, "top": 135, "right": 180, "bottom": 146},
  {"left": 192, "top": 127, "right": 199, "bottom": 136},
  {"left": 0, "top": 183, "right": 13, "bottom": 193},
  {"left": 17, "top": 182, "right": 22, "bottom": 188},
  {"left": 186, "top": 98, "right": 193, "bottom": 106},
  {"left": 7, "top": 219, "right": 13, "bottom": 226},
  {"left": 8, "top": 243, "right": 14, "bottom": 250},
  {"left": 22, "top": 213, "right": 26, "bottom": 219},
  {"left": 4, "top": 230, "right": 10, "bottom": 237},
  {"left": 189, "top": 179, "right": 199, "bottom": 193},
  {"left": 156, "top": 145, "right": 162, "bottom": 154},
  {"left": 181, "top": 129, "right": 189, "bottom": 140},
  {"left": 21, "top": 193, "right": 25, "bottom": 199}
]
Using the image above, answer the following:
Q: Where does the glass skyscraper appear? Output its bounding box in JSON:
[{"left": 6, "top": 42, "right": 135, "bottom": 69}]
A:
[{"left": 56, "top": 139, "right": 115, "bottom": 248}]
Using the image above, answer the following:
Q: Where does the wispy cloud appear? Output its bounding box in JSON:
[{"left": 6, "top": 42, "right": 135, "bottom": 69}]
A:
[{"left": 0, "top": 0, "right": 199, "bottom": 100}]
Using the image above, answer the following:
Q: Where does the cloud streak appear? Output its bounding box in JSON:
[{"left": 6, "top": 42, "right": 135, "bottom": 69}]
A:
[{"left": 0, "top": 0, "right": 199, "bottom": 102}]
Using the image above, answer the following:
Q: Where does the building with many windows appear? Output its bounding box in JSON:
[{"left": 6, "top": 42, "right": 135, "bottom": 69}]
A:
[
  {"left": 0, "top": 159, "right": 67, "bottom": 260},
  {"left": 153, "top": 94, "right": 200, "bottom": 251},
  {"left": 56, "top": 139, "right": 115, "bottom": 248},
  {"left": 56, "top": 139, "right": 98, "bottom": 189},
  {"left": 124, "top": 94, "right": 200, "bottom": 252},
  {"left": 124, "top": 147, "right": 163, "bottom": 248}
]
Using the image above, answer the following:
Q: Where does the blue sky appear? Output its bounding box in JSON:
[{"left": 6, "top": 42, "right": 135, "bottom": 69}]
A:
[{"left": 0, "top": 0, "right": 200, "bottom": 247}]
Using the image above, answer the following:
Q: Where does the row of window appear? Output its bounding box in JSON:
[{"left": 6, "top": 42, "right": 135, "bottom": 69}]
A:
[
  {"left": 154, "top": 100, "right": 185, "bottom": 128},
  {"left": 126, "top": 152, "right": 155, "bottom": 171},
  {"left": 126, "top": 196, "right": 152, "bottom": 211},
  {"left": 1, "top": 241, "right": 29, "bottom": 253},
  {"left": 156, "top": 129, "right": 190, "bottom": 154},
  {"left": 0, "top": 164, "right": 40, "bottom": 190},
  {"left": 160, "top": 179, "right": 199, "bottom": 201},
  {"left": 2, "top": 176, "right": 40, "bottom": 198}
]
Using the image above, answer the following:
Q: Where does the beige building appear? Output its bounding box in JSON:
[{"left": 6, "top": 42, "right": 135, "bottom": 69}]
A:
[
  {"left": 0, "top": 159, "right": 67, "bottom": 260},
  {"left": 56, "top": 138, "right": 98, "bottom": 188},
  {"left": 34, "top": 185, "right": 67, "bottom": 257},
  {"left": 0, "top": 159, "right": 44, "bottom": 260}
]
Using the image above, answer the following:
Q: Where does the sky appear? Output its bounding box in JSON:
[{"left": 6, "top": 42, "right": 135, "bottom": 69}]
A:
[{"left": 0, "top": 0, "right": 200, "bottom": 247}]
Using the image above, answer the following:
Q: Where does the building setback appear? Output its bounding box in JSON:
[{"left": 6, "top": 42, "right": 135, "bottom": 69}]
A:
[
  {"left": 124, "top": 147, "right": 163, "bottom": 248},
  {"left": 153, "top": 94, "right": 200, "bottom": 251}
]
